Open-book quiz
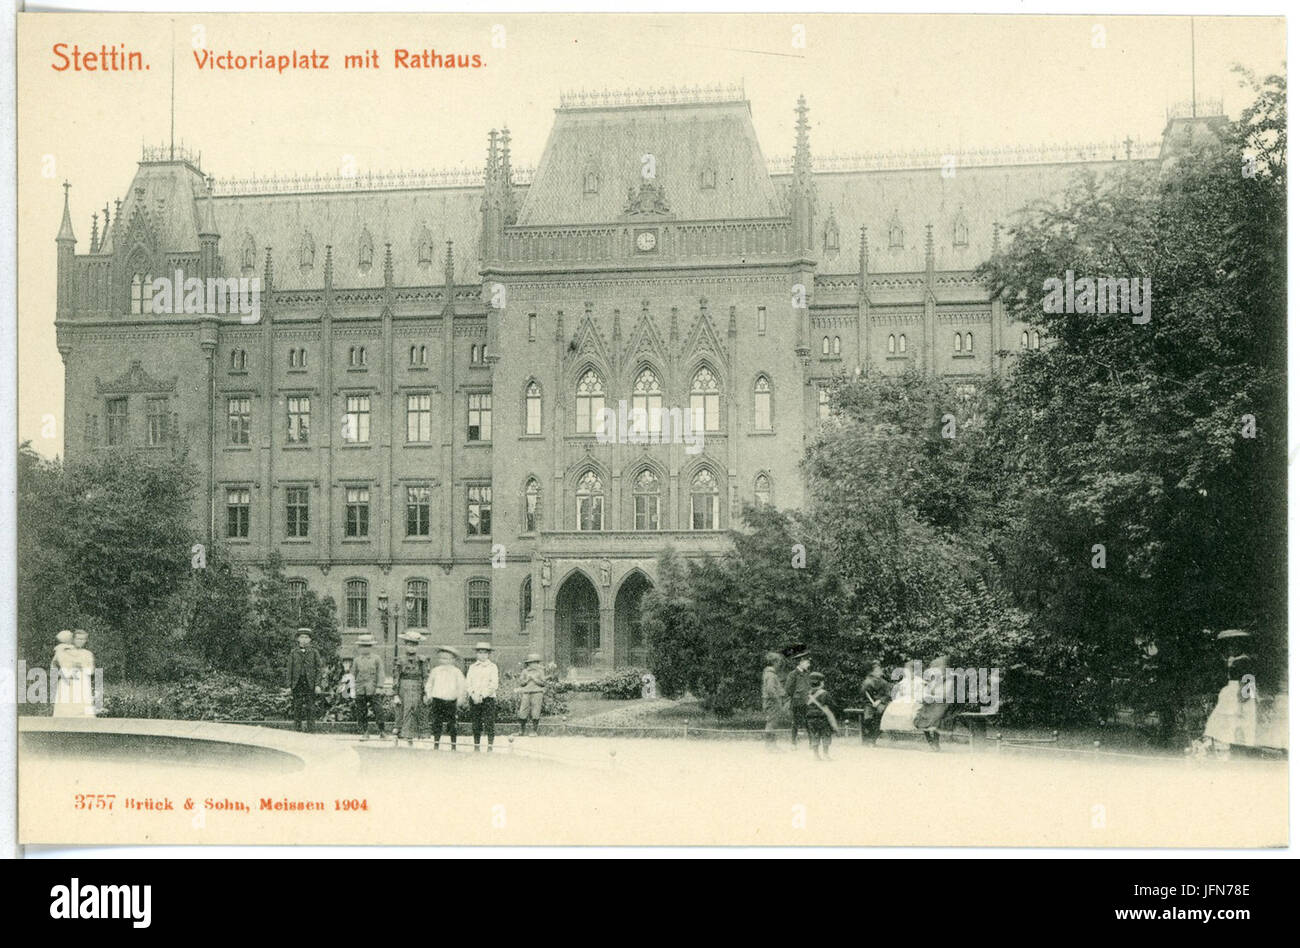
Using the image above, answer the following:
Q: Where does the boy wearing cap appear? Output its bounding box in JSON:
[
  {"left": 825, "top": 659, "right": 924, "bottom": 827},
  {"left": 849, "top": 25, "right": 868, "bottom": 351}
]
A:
[
  {"left": 784, "top": 650, "right": 813, "bottom": 747},
  {"left": 516, "top": 653, "right": 546, "bottom": 736},
  {"left": 465, "top": 642, "right": 500, "bottom": 751},
  {"left": 425, "top": 646, "right": 467, "bottom": 750},
  {"left": 286, "top": 628, "right": 324, "bottom": 733},
  {"left": 393, "top": 632, "right": 427, "bottom": 745},
  {"left": 352, "top": 635, "right": 386, "bottom": 739},
  {"left": 806, "top": 671, "right": 841, "bottom": 760}
]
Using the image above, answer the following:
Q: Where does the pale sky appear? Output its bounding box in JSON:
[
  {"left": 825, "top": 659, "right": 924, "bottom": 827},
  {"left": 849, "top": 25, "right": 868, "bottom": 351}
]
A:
[{"left": 17, "top": 13, "right": 1286, "bottom": 456}]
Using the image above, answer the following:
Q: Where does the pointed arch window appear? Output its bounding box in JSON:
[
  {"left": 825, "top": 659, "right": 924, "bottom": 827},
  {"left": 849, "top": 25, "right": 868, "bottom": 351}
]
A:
[
  {"left": 523, "top": 478, "right": 541, "bottom": 533},
  {"left": 833, "top": 336, "right": 842, "bottom": 356},
  {"left": 898, "top": 333, "right": 908, "bottom": 353},
  {"left": 575, "top": 369, "right": 606, "bottom": 435},
  {"left": 130, "top": 273, "right": 153, "bottom": 315},
  {"left": 1021, "top": 330, "right": 1030, "bottom": 349},
  {"left": 520, "top": 576, "right": 533, "bottom": 630},
  {"left": 241, "top": 236, "right": 256, "bottom": 274},
  {"left": 954, "top": 332, "right": 964, "bottom": 352},
  {"left": 821, "top": 336, "right": 830, "bottom": 357},
  {"left": 689, "top": 366, "right": 721, "bottom": 433},
  {"left": 1031, "top": 330, "right": 1041, "bottom": 350},
  {"left": 953, "top": 214, "right": 969, "bottom": 248},
  {"left": 753, "top": 375, "right": 773, "bottom": 431},
  {"left": 633, "top": 468, "right": 661, "bottom": 531},
  {"left": 631, "top": 368, "right": 663, "bottom": 438},
  {"left": 965, "top": 332, "right": 974, "bottom": 352},
  {"left": 754, "top": 473, "right": 772, "bottom": 507},
  {"left": 576, "top": 470, "right": 604, "bottom": 531},
  {"left": 417, "top": 230, "right": 434, "bottom": 266},
  {"left": 525, "top": 380, "right": 543, "bottom": 435},
  {"left": 690, "top": 468, "right": 720, "bottom": 530},
  {"left": 888, "top": 334, "right": 897, "bottom": 355}
]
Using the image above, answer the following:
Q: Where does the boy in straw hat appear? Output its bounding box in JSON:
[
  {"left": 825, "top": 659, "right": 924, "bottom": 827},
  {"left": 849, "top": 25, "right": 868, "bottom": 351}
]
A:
[
  {"left": 516, "top": 653, "right": 546, "bottom": 736},
  {"left": 465, "top": 641, "right": 500, "bottom": 751},
  {"left": 351, "top": 634, "right": 386, "bottom": 739},
  {"left": 393, "top": 631, "right": 427, "bottom": 745},
  {"left": 425, "top": 645, "right": 467, "bottom": 750}
]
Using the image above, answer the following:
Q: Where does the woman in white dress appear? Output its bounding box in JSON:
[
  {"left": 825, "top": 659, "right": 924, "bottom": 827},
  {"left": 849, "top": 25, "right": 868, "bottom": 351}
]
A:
[
  {"left": 70, "top": 629, "right": 97, "bottom": 716},
  {"left": 50, "top": 630, "right": 79, "bottom": 716},
  {"left": 879, "top": 662, "right": 927, "bottom": 733}
]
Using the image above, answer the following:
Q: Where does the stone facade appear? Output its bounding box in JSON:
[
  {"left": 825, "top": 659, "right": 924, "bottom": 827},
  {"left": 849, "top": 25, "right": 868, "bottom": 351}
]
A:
[{"left": 53, "top": 88, "right": 1210, "bottom": 675}]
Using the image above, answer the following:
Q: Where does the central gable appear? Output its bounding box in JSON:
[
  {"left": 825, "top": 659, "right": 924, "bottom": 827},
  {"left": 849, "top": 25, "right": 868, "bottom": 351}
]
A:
[{"left": 515, "top": 99, "right": 783, "bottom": 227}]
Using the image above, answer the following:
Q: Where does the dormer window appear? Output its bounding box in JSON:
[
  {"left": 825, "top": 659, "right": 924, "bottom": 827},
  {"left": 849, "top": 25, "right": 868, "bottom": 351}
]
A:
[
  {"left": 888, "top": 222, "right": 904, "bottom": 249},
  {"left": 240, "top": 235, "right": 256, "bottom": 275},
  {"left": 699, "top": 166, "right": 717, "bottom": 190},
  {"left": 583, "top": 171, "right": 600, "bottom": 195},
  {"left": 299, "top": 231, "right": 315, "bottom": 269},
  {"left": 953, "top": 210, "right": 969, "bottom": 248},
  {"left": 358, "top": 229, "right": 374, "bottom": 271},
  {"left": 417, "top": 227, "right": 433, "bottom": 267},
  {"left": 824, "top": 219, "right": 840, "bottom": 253}
]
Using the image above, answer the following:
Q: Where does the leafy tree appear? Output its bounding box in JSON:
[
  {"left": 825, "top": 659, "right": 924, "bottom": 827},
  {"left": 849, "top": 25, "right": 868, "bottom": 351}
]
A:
[{"left": 975, "top": 71, "right": 1286, "bottom": 737}]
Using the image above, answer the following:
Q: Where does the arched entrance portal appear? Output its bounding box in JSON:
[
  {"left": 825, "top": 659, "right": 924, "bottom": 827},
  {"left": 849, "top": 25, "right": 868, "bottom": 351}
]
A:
[
  {"left": 555, "top": 571, "right": 601, "bottom": 669},
  {"left": 614, "top": 571, "right": 654, "bottom": 668}
]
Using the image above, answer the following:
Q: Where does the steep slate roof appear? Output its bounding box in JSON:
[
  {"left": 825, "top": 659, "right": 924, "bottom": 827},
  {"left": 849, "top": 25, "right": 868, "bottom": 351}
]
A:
[
  {"left": 98, "top": 97, "right": 1151, "bottom": 285},
  {"left": 102, "top": 160, "right": 209, "bottom": 256},
  {"left": 786, "top": 157, "right": 1149, "bottom": 275},
  {"left": 515, "top": 99, "right": 784, "bottom": 226},
  {"left": 211, "top": 187, "right": 483, "bottom": 290}
]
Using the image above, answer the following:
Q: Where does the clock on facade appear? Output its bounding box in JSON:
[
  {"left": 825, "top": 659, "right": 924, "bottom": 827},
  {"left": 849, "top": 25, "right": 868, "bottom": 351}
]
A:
[{"left": 634, "top": 229, "right": 658, "bottom": 252}]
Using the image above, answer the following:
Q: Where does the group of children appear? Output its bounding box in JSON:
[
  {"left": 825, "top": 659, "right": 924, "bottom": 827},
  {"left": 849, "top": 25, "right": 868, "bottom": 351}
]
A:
[
  {"left": 769, "top": 649, "right": 919, "bottom": 760},
  {"left": 350, "top": 634, "right": 548, "bottom": 749}
]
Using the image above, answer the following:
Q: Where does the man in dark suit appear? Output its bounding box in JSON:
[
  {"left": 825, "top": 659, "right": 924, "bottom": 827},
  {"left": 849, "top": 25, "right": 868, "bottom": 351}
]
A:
[{"left": 286, "top": 628, "right": 324, "bottom": 732}]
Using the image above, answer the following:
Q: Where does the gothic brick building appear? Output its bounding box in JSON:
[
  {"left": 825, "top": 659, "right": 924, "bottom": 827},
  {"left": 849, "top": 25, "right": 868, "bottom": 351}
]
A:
[{"left": 53, "top": 86, "right": 1218, "bottom": 674}]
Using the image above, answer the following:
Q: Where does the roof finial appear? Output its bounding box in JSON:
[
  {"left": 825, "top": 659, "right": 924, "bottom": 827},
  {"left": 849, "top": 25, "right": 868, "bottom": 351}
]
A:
[{"left": 57, "top": 180, "right": 76, "bottom": 243}]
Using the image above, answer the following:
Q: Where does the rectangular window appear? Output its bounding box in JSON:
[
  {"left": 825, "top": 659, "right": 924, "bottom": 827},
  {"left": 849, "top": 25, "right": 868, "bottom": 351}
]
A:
[
  {"left": 757, "top": 306, "right": 767, "bottom": 335},
  {"left": 285, "top": 487, "right": 309, "bottom": 538},
  {"left": 578, "top": 494, "right": 604, "bottom": 531},
  {"left": 528, "top": 313, "right": 537, "bottom": 341},
  {"left": 467, "top": 485, "right": 492, "bottom": 536},
  {"left": 345, "top": 486, "right": 370, "bottom": 538},
  {"left": 691, "top": 493, "right": 717, "bottom": 531},
  {"left": 146, "top": 397, "right": 169, "bottom": 446},
  {"left": 634, "top": 495, "right": 660, "bottom": 531},
  {"left": 227, "top": 397, "right": 251, "bottom": 445},
  {"left": 226, "top": 487, "right": 251, "bottom": 539},
  {"left": 345, "top": 579, "right": 368, "bottom": 628},
  {"left": 468, "top": 393, "right": 492, "bottom": 442},
  {"left": 406, "top": 393, "right": 431, "bottom": 443},
  {"left": 105, "top": 398, "right": 128, "bottom": 446},
  {"left": 287, "top": 396, "right": 310, "bottom": 444},
  {"left": 343, "top": 395, "right": 370, "bottom": 443},
  {"left": 406, "top": 486, "right": 431, "bottom": 537}
]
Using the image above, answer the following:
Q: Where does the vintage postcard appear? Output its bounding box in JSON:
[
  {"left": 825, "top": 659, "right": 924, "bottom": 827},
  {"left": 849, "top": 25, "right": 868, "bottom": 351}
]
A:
[{"left": 13, "top": 11, "right": 1288, "bottom": 847}]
